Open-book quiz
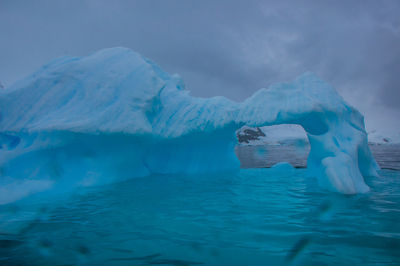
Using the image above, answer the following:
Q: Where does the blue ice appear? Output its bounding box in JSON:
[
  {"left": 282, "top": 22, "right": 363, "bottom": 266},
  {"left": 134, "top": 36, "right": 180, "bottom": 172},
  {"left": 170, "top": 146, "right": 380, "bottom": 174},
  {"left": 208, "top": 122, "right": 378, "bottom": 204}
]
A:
[{"left": 0, "top": 47, "right": 380, "bottom": 204}]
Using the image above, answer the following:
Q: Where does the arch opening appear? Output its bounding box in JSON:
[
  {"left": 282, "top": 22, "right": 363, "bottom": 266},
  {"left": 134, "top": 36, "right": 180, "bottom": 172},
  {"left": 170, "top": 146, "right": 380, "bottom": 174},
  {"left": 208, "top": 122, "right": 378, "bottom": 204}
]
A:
[{"left": 235, "top": 124, "right": 309, "bottom": 169}]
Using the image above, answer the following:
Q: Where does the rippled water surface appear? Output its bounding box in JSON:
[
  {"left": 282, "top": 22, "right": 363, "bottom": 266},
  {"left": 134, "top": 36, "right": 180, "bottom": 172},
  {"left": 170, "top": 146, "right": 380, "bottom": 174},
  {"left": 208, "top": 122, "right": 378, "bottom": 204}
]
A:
[
  {"left": 236, "top": 143, "right": 400, "bottom": 170},
  {"left": 0, "top": 146, "right": 399, "bottom": 265}
]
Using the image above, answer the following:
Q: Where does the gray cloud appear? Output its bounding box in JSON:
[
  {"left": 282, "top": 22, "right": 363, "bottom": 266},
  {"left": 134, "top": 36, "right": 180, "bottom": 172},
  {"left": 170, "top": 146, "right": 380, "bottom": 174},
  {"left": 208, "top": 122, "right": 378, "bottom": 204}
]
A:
[{"left": 0, "top": 0, "right": 399, "bottom": 129}]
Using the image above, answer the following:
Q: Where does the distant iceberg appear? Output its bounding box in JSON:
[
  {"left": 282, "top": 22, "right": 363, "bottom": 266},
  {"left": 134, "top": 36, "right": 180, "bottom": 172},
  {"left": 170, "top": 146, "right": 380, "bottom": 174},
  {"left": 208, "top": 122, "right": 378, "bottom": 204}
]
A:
[
  {"left": 0, "top": 47, "right": 379, "bottom": 202},
  {"left": 367, "top": 129, "right": 400, "bottom": 145},
  {"left": 237, "top": 124, "right": 308, "bottom": 145}
]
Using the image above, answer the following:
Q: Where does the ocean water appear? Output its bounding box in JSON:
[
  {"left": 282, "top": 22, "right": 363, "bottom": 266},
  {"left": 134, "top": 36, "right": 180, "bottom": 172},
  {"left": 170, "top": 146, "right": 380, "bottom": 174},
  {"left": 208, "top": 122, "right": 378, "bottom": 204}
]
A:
[
  {"left": 236, "top": 143, "right": 400, "bottom": 170},
  {"left": 0, "top": 145, "right": 399, "bottom": 265}
]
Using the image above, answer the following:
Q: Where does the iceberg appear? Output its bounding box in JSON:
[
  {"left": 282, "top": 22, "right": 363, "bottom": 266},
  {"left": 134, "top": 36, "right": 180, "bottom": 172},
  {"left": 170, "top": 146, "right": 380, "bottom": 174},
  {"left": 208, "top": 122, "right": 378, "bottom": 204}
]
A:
[
  {"left": 367, "top": 129, "right": 400, "bottom": 145},
  {"left": 0, "top": 47, "right": 379, "bottom": 200}
]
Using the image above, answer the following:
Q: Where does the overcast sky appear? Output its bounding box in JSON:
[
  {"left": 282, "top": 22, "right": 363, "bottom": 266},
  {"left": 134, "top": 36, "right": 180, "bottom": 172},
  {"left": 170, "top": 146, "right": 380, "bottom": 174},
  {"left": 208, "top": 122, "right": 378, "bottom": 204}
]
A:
[{"left": 0, "top": 0, "right": 399, "bottom": 132}]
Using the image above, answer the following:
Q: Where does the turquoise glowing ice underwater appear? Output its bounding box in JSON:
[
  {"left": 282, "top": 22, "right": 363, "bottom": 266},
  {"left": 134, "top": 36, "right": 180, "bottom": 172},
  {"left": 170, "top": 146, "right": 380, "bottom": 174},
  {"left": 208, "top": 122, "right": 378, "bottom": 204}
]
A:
[{"left": 1, "top": 163, "right": 399, "bottom": 265}]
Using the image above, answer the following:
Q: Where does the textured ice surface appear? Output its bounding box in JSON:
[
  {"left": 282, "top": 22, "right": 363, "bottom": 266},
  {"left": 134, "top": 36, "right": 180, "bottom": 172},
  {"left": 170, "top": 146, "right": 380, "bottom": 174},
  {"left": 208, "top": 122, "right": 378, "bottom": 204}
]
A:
[{"left": 0, "top": 47, "right": 379, "bottom": 200}]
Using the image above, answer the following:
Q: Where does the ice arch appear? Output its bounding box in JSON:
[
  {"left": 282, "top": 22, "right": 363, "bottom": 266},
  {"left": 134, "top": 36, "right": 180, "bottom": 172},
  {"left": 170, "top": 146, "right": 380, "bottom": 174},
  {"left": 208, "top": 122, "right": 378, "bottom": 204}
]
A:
[
  {"left": 0, "top": 47, "right": 379, "bottom": 195},
  {"left": 235, "top": 124, "right": 309, "bottom": 168}
]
